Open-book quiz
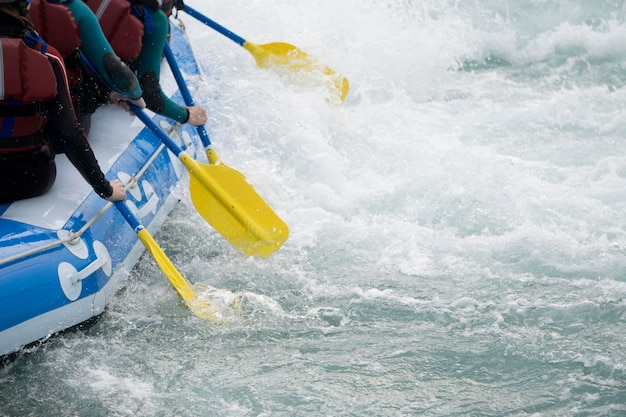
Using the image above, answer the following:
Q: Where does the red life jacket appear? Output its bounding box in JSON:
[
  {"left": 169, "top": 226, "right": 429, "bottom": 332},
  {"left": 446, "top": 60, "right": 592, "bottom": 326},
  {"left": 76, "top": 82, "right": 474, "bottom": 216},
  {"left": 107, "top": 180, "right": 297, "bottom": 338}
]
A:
[
  {"left": 31, "top": 0, "right": 144, "bottom": 64},
  {"left": 30, "top": 0, "right": 83, "bottom": 106},
  {"left": 84, "top": 0, "right": 144, "bottom": 62},
  {"left": 0, "top": 35, "right": 57, "bottom": 154},
  {"left": 29, "top": 0, "right": 81, "bottom": 59}
]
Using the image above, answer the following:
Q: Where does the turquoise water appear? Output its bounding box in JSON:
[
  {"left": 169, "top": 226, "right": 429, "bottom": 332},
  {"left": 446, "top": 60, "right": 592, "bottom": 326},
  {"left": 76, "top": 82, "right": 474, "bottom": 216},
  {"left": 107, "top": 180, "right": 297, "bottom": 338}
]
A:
[{"left": 2, "top": 0, "right": 626, "bottom": 415}]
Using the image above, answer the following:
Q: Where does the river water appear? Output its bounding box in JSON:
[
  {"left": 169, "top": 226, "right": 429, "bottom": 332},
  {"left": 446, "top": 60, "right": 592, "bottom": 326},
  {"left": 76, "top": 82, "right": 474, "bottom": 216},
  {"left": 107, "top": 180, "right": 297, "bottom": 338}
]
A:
[{"left": 2, "top": 0, "right": 626, "bottom": 415}]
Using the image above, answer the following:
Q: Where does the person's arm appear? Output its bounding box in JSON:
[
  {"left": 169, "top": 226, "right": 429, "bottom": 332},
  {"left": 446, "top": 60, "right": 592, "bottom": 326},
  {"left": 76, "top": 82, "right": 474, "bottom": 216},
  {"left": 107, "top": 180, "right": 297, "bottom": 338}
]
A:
[
  {"left": 65, "top": 0, "right": 143, "bottom": 101},
  {"left": 134, "top": 7, "right": 206, "bottom": 125},
  {"left": 45, "top": 48, "right": 125, "bottom": 201}
]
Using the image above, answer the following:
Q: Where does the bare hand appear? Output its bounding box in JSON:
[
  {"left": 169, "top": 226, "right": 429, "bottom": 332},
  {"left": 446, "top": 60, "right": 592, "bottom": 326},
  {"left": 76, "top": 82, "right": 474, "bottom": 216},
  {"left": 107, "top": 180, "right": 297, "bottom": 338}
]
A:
[
  {"left": 186, "top": 105, "right": 207, "bottom": 126},
  {"left": 106, "top": 179, "right": 127, "bottom": 202}
]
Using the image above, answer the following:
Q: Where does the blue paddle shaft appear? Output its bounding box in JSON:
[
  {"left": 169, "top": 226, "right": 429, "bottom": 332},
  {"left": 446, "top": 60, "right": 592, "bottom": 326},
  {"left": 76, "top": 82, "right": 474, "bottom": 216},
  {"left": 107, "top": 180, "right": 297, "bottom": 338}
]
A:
[
  {"left": 130, "top": 104, "right": 185, "bottom": 158},
  {"left": 162, "top": 42, "right": 213, "bottom": 151},
  {"left": 180, "top": 5, "right": 246, "bottom": 47},
  {"left": 115, "top": 201, "right": 143, "bottom": 233},
  {"left": 163, "top": 43, "right": 197, "bottom": 106}
]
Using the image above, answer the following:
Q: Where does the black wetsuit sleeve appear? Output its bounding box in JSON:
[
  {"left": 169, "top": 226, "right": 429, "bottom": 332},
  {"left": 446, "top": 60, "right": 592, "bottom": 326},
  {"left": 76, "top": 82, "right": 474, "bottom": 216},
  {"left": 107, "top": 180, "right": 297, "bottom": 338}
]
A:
[
  {"left": 80, "top": 71, "right": 113, "bottom": 117},
  {"left": 45, "top": 54, "right": 113, "bottom": 199}
]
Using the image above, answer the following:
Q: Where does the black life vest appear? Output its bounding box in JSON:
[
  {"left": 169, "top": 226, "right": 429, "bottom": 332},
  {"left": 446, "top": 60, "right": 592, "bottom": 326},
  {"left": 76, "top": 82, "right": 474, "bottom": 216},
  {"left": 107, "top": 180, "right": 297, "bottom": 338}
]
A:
[{"left": 0, "top": 32, "right": 57, "bottom": 154}]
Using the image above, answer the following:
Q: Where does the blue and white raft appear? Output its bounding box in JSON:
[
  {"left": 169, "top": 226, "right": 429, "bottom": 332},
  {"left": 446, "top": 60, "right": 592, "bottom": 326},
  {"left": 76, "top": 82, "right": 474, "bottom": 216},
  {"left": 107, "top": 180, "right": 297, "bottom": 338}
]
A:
[{"left": 0, "top": 22, "right": 205, "bottom": 357}]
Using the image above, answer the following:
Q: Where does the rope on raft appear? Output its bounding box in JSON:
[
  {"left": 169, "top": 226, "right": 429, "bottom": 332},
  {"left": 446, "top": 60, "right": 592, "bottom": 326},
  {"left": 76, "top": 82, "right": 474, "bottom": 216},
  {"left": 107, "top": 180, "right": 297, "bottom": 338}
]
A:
[{"left": 0, "top": 140, "right": 170, "bottom": 268}]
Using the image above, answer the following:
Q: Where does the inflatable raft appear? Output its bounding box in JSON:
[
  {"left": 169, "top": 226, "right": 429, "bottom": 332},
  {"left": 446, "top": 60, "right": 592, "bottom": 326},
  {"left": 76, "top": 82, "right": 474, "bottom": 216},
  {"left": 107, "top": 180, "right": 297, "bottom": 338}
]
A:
[{"left": 0, "top": 20, "right": 205, "bottom": 357}]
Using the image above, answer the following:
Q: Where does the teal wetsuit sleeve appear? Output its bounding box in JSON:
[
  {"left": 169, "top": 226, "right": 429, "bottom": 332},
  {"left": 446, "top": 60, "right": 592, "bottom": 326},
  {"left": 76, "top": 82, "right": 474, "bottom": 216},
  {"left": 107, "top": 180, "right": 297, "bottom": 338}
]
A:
[
  {"left": 65, "top": 0, "right": 143, "bottom": 100},
  {"left": 135, "top": 8, "right": 189, "bottom": 123}
]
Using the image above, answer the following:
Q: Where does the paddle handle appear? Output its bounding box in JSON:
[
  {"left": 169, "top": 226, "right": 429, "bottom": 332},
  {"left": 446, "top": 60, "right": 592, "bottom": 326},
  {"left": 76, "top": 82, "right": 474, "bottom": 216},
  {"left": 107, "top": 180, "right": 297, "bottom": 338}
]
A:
[
  {"left": 179, "top": 4, "right": 246, "bottom": 46},
  {"left": 162, "top": 42, "right": 216, "bottom": 163}
]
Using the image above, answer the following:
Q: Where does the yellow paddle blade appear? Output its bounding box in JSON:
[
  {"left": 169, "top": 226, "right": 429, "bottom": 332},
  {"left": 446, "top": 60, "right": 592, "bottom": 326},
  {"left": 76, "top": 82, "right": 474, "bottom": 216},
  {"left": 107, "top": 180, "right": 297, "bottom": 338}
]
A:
[
  {"left": 244, "top": 41, "right": 349, "bottom": 103},
  {"left": 180, "top": 155, "right": 289, "bottom": 258},
  {"left": 136, "top": 229, "right": 219, "bottom": 321}
]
